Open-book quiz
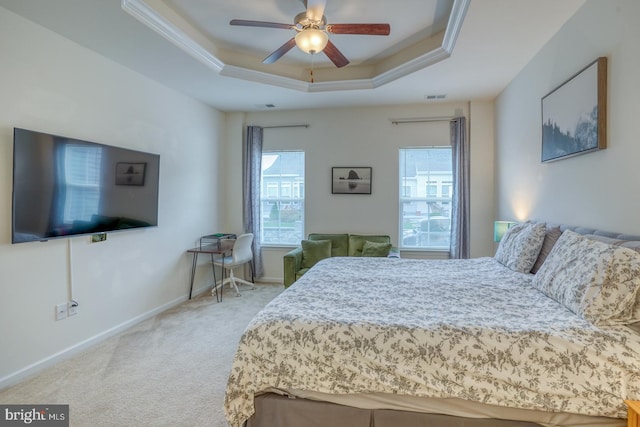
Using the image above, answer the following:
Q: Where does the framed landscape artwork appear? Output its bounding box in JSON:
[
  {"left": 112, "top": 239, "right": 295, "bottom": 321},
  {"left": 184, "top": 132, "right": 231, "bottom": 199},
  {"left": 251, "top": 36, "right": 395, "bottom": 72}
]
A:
[
  {"left": 332, "top": 167, "right": 372, "bottom": 194},
  {"left": 541, "top": 57, "right": 607, "bottom": 162}
]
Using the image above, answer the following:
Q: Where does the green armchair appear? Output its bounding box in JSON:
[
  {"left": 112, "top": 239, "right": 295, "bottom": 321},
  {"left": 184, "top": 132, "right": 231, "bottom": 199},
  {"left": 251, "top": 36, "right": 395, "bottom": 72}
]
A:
[{"left": 283, "top": 233, "right": 396, "bottom": 288}]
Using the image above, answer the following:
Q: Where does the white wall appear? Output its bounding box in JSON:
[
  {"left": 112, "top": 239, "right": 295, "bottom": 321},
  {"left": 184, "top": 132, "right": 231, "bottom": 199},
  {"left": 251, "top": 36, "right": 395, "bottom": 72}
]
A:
[
  {"left": 495, "top": 0, "right": 640, "bottom": 234},
  {"left": 224, "top": 102, "right": 496, "bottom": 281},
  {"left": 0, "top": 7, "right": 224, "bottom": 385},
  {"left": 469, "top": 101, "right": 496, "bottom": 252}
]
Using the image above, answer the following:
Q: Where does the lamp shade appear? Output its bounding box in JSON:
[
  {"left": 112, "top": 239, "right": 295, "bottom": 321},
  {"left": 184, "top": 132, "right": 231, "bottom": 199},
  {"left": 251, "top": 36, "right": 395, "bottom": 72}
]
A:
[
  {"left": 295, "top": 28, "right": 329, "bottom": 54},
  {"left": 494, "top": 221, "right": 517, "bottom": 242}
]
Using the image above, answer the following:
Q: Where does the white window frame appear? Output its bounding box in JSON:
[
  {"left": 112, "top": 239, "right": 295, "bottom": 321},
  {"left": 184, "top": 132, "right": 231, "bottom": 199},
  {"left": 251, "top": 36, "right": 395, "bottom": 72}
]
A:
[
  {"left": 260, "top": 151, "right": 305, "bottom": 246},
  {"left": 399, "top": 147, "right": 453, "bottom": 251}
]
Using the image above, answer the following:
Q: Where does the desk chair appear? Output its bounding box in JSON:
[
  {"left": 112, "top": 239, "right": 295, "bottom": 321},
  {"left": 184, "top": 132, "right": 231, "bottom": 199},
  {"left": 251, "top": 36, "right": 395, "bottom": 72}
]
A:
[{"left": 212, "top": 233, "right": 255, "bottom": 297}]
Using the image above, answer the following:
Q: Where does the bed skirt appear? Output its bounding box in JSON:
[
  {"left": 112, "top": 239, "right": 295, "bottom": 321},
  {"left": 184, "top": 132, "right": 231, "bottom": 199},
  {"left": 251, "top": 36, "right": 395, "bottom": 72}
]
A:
[
  {"left": 245, "top": 393, "right": 543, "bottom": 427},
  {"left": 244, "top": 392, "right": 626, "bottom": 427}
]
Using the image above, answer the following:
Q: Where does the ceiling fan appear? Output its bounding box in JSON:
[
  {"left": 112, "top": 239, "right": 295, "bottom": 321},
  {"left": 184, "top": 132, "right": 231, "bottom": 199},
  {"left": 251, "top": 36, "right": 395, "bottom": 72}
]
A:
[{"left": 230, "top": 0, "right": 390, "bottom": 68}]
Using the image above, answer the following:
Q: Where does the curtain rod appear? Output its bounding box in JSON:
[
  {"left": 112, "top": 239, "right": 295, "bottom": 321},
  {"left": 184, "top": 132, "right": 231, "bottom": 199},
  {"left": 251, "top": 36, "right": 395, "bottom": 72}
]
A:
[
  {"left": 261, "top": 124, "right": 310, "bottom": 129},
  {"left": 390, "top": 116, "right": 455, "bottom": 125}
]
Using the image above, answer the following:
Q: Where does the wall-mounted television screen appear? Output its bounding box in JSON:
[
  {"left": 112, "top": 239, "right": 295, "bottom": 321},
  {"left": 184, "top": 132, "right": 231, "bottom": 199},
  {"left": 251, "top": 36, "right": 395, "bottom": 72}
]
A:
[{"left": 12, "top": 128, "right": 160, "bottom": 243}]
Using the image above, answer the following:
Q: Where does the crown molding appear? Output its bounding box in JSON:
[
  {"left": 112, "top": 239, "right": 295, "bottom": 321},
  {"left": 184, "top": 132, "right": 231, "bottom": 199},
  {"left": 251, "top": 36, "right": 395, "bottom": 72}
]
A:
[
  {"left": 443, "top": 0, "right": 470, "bottom": 54},
  {"left": 121, "top": 0, "right": 224, "bottom": 72},
  {"left": 219, "top": 65, "right": 309, "bottom": 92},
  {"left": 309, "top": 78, "right": 375, "bottom": 92},
  {"left": 121, "top": 0, "right": 470, "bottom": 93},
  {"left": 373, "top": 46, "right": 452, "bottom": 88}
]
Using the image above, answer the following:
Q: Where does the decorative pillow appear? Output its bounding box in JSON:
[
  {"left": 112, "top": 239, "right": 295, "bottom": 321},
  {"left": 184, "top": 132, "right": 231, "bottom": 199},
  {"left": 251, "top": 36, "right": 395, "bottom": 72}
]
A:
[
  {"left": 583, "top": 234, "right": 625, "bottom": 245},
  {"left": 301, "top": 239, "right": 332, "bottom": 269},
  {"left": 361, "top": 241, "right": 392, "bottom": 257},
  {"left": 348, "top": 235, "right": 391, "bottom": 256},
  {"left": 619, "top": 240, "right": 640, "bottom": 254},
  {"left": 624, "top": 241, "right": 640, "bottom": 322},
  {"left": 530, "top": 226, "right": 562, "bottom": 274},
  {"left": 494, "top": 221, "right": 546, "bottom": 273},
  {"left": 625, "top": 241, "right": 640, "bottom": 322},
  {"left": 532, "top": 230, "right": 640, "bottom": 326}
]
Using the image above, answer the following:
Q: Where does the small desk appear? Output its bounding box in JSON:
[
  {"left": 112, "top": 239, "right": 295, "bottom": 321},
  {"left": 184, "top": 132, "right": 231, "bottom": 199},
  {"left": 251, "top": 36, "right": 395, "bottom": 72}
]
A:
[{"left": 187, "top": 240, "right": 234, "bottom": 302}]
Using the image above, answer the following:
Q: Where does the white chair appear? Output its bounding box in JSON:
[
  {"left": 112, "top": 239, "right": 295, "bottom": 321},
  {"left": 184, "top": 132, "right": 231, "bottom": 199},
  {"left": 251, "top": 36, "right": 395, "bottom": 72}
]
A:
[{"left": 212, "top": 233, "right": 255, "bottom": 297}]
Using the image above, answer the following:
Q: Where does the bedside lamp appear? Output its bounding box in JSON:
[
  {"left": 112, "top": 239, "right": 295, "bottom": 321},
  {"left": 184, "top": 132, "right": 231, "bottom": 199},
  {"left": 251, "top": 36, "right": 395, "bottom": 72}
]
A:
[{"left": 494, "top": 221, "right": 517, "bottom": 242}]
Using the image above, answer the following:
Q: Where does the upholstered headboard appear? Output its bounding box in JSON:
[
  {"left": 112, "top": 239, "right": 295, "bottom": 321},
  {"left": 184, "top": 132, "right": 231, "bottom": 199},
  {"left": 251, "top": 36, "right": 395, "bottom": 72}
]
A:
[
  {"left": 526, "top": 221, "right": 640, "bottom": 275},
  {"left": 545, "top": 222, "right": 640, "bottom": 248}
]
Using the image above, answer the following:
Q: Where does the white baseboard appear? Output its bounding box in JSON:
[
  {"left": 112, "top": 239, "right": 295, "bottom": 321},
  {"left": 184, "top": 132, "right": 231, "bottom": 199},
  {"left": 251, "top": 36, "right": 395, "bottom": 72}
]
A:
[
  {"left": 0, "top": 295, "right": 188, "bottom": 390},
  {"left": 1, "top": 279, "right": 285, "bottom": 390}
]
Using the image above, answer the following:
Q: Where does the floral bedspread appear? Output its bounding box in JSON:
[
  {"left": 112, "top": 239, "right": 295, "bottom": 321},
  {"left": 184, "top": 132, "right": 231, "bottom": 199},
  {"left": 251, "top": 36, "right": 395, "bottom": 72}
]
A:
[{"left": 224, "top": 257, "right": 640, "bottom": 427}]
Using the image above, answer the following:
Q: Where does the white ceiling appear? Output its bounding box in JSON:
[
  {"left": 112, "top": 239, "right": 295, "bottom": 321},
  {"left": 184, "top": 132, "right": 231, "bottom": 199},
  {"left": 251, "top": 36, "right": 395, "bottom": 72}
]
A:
[{"left": 0, "top": 0, "right": 586, "bottom": 112}]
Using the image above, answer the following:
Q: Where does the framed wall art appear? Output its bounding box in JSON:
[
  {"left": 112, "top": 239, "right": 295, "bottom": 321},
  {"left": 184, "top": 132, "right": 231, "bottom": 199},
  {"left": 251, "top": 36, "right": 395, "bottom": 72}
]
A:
[
  {"left": 331, "top": 167, "right": 372, "bottom": 194},
  {"left": 541, "top": 57, "right": 607, "bottom": 162},
  {"left": 115, "top": 162, "right": 146, "bottom": 186}
]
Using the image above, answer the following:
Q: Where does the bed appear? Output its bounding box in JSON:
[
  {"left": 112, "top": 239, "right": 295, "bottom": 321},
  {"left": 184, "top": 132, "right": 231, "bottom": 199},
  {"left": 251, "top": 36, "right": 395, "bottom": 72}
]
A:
[{"left": 224, "top": 222, "right": 640, "bottom": 427}]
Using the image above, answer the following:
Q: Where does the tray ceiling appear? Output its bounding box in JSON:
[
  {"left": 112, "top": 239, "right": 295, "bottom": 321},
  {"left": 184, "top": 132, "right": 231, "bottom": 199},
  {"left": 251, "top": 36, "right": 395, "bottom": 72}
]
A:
[{"left": 122, "top": 0, "right": 468, "bottom": 92}]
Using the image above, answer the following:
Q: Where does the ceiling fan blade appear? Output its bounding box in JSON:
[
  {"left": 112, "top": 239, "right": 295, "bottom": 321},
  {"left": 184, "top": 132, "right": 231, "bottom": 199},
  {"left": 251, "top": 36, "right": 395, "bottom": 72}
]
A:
[
  {"left": 323, "top": 40, "right": 349, "bottom": 68},
  {"left": 327, "top": 23, "right": 390, "bottom": 36},
  {"left": 263, "top": 38, "right": 297, "bottom": 64},
  {"left": 305, "top": 0, "right": 327, "bottom": 22},
  {"left": 230, "top": 19, "right": 293, "bottom": 30}
]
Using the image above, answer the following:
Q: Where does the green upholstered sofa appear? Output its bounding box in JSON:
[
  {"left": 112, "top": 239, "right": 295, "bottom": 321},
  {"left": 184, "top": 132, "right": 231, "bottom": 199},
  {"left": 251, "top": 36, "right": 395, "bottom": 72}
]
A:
[{"left": 283, "top": 233, "right": 397, "bottom": 288}]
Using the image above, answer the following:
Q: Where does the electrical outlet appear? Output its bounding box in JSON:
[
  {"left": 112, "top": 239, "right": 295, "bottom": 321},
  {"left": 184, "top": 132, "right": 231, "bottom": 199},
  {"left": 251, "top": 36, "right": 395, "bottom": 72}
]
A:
[
  {"left": 68, "top": 300, "right": 79, "bottom": 316},
  {"left": 91, "top": 233, "right": 107, "bottom": 243},
  {"left": 55, "top": 303, "right": 67, "bottom": 321}
]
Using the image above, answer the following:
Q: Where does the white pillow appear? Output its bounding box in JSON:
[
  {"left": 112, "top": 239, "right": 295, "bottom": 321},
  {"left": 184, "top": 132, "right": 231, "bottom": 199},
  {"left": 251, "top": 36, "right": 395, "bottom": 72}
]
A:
[
  {"left": 532, "top": 230, "right": 640, "bottom": 326},
  {"left": 494, "top": 222, "right": 546, "bottom": 273}
]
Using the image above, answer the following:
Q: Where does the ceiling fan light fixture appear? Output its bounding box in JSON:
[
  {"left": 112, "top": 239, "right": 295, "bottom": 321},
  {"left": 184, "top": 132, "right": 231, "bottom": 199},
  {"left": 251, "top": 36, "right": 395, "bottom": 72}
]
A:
[{"left": 295, "top": 28, "right": 328, "bottom": 54}]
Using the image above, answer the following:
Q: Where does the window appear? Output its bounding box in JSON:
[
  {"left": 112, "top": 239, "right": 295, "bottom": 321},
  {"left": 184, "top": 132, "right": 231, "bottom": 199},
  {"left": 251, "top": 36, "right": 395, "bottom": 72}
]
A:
[
  {"left": 399, "top": 147, "right": 453, "bottom": 250},
  {"left": 426, "top": 181, "right": 437, "bottom": 197},
  {"left": 260, "top": 151, "right": 304, "bottom": 245},
  {"left": 442, "top": 181, "right": 452, "bottom": 198}
]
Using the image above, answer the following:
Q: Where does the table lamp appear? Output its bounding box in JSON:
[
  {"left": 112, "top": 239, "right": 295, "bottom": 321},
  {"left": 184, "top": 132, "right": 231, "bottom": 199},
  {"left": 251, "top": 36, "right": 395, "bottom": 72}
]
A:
[{"left": 494, "top": 221, "right": 517, "bottom": 242}]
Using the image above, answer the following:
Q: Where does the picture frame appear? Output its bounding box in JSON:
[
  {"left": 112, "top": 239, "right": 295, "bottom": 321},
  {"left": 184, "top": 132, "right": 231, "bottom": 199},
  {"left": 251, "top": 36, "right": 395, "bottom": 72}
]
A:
[
  {"left": 331, "top": 167, "right": 372, "bottom": 194},
  {"left": 541, "top": 57, "right": 607, "bottom": 163},
  {"left": 115, "top": 162, "right": 146, "bottom": 186}
]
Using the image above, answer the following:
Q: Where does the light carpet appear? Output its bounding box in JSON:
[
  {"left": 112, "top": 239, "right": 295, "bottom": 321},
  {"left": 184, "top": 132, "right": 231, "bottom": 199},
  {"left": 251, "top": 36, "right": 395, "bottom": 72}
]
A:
[{"left": 0, "top": 283, "right": 284, "bottom": 427}]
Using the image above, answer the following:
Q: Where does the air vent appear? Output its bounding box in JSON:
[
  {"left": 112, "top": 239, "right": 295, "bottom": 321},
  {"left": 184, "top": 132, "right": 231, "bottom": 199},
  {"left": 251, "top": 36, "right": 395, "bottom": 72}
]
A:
[{"left": 424, "top": 94, "right": 447, "bottom": 100}]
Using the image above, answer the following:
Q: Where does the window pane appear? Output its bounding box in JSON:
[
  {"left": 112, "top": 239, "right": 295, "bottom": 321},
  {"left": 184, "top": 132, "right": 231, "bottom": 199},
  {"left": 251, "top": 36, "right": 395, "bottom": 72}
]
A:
[
  {"left": 260, "top": 151, "right": 304, "bottom": 245},
  {"left": 426, "top": 181, "right": 437, "bottom": 197},
  {"left": 399, "top": 148, "right": 452, "bottom": 250},
  {"left": 442, "top": 181, "right": 452, "bottom": 198}
]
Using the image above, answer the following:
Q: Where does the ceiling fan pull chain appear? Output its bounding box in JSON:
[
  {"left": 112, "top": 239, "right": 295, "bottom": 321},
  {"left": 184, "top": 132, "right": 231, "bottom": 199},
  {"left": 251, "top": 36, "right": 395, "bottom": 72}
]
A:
[{"left": 310, "top": 55, "right": 315, "bottom": 83}]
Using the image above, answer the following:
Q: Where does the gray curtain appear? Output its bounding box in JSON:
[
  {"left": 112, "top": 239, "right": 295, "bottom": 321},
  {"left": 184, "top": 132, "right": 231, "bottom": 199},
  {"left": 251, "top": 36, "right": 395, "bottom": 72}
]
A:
[
  {"left": 243, "top": 126, "right": 264, "bottom": 278},
  {"left": 449, "top": 117, "right": 470, "bottom": 259}
]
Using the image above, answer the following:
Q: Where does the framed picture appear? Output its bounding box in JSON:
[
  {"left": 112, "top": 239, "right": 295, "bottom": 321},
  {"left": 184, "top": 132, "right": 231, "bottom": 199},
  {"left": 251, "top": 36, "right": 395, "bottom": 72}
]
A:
[
  {"left": 541, "top": 57, "right": 607, "bottom": 162},
  {"left": 332, "top": 167, "right": 372, "bottom": 194},
  {"left": 115, "top": 162, "right": 146, "bottom": 186}
]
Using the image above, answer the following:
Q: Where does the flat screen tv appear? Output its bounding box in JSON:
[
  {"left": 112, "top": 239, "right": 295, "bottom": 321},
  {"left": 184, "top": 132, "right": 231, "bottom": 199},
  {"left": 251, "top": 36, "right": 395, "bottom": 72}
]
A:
[{"left": 12, "top": 128, "right": 160, "bottom": 243}]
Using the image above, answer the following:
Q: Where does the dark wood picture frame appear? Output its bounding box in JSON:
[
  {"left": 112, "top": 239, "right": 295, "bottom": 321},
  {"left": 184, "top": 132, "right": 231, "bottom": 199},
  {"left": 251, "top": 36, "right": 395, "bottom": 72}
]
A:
[
  {"left": 331, "top": 167, "right": 372, "bottom": 194},
  {"left": 541, "top": 57, "right": 607, "bottom": 162}
]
